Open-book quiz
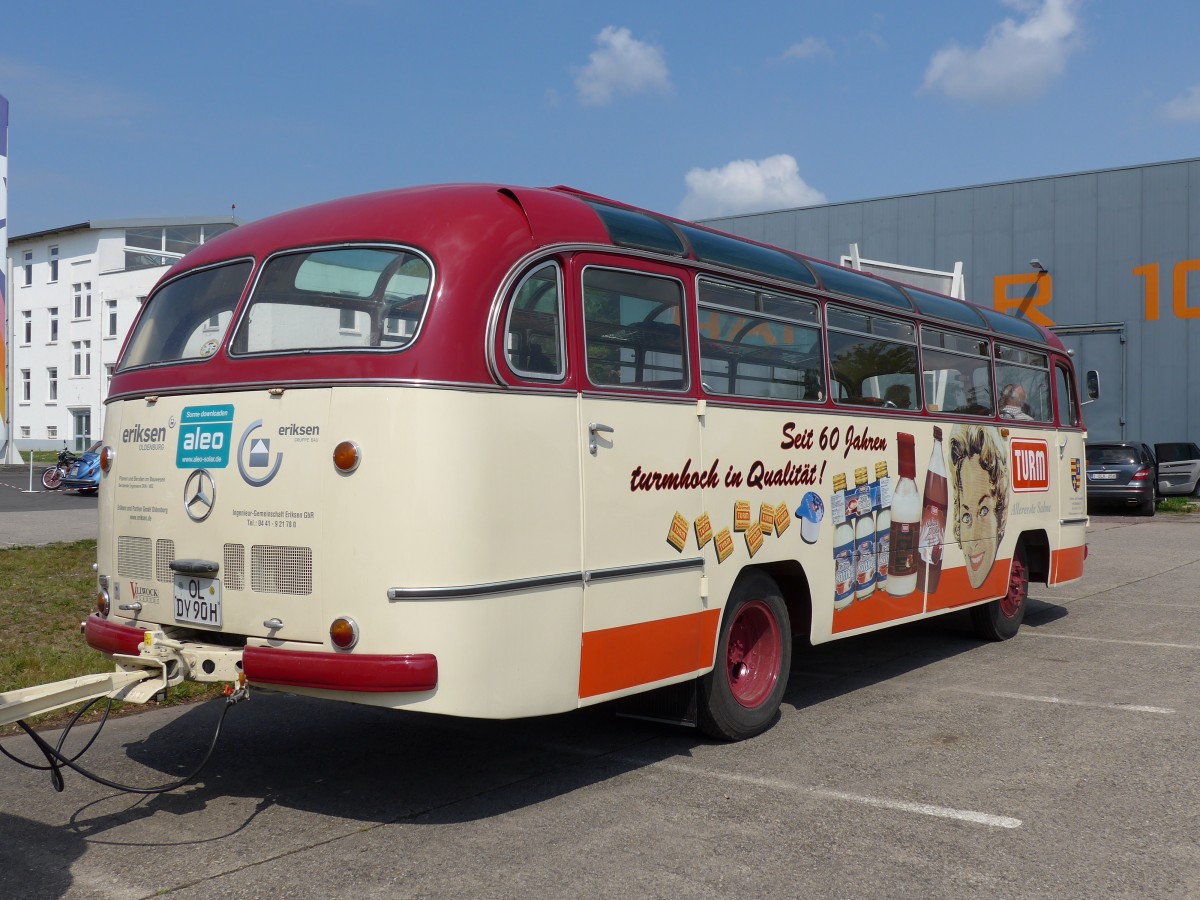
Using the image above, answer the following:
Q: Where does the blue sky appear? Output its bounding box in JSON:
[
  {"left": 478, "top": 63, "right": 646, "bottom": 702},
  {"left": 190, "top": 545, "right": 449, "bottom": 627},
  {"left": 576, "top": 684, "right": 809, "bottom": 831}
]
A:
[{"left": 3, "top": 0, "right": 1200, "bottom": 234}]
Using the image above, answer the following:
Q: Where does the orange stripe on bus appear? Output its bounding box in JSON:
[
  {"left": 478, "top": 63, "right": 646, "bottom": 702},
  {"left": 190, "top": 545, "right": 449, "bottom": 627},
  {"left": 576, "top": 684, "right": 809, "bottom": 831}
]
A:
[
  {"left": 579, "top": 608, "right": 722, "bottom": 699},
  {"left": 833, "top": 561, "right": 1011, "bottom": 633},
  {"left": 1050, "top": 545, "right": 1085, "bottom": 584}
]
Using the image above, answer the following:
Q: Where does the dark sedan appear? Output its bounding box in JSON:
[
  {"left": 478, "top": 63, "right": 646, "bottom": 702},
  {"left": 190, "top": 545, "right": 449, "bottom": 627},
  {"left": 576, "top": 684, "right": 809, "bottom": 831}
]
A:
[{"left": 1085, "top": 441, "right": 1156, "bottom": 516}]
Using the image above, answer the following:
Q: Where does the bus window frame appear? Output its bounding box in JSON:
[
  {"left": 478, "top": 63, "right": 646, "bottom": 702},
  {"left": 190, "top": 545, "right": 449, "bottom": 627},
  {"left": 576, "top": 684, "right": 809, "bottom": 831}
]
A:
[
  {"left": 227, "top": 242, "right": 436, "bottom": 360},
  {"left": 1055, "top": 361, "right": 1081, "bottom": 428},
  {"left": 994, "top": 341, "right": 1053, "bottom": 424},
  {"left": 578, "top": 262, "right": 691, "bottom": 395},
  {"left": 695, "top": 275, "right": 825, "bottom": 404},
  {"left": 825, "top": 302, "right": 920, "bottom": 411},
  {"left": 502, "top": 260, "right": 568, "bottom": 383},
  {"left": 920, "top": 325, "right": 995, "bottom": 418},
  {"left": 117, "top": 257, "right": 256, "bottom": 373}
]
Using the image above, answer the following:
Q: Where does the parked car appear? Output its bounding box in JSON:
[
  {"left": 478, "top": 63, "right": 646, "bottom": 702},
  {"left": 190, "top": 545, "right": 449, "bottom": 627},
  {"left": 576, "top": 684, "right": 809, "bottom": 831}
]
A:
[
  {"left": 1154, "top": 442, "right": 1200, "bottom": 496},
  {"left": 59, "top": 441, "right": 102, "bottom": 494},
  {"left": 1085, "top": 441, "right": 1157, "bottom": 516}
]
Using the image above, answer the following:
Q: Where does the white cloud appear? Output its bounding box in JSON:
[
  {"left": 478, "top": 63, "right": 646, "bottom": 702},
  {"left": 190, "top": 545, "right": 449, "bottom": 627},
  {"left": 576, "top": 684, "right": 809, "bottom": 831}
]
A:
[
  {"left": 921, "top": 0, "right": 1081, "bottom": 104},
  {"left": 1162, "top": 86, "right": 1200, "bottom": 122},
  {"left": 678, "top": 154, "right": 827, "bottom": 219},
  {"left": 781, "top": 37, "right": 832, "bottom": 61},
  {"left": 575, "top": 26, "right": 671, "bottom": 107}
]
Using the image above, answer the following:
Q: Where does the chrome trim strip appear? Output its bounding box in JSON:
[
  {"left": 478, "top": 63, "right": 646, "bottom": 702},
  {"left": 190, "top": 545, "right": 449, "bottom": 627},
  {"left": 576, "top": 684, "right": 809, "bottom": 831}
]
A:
[
  {"left": 1060, "top": 517, "right": 1089, "bottom": 525},
  {"left": 585, "top": 557, "right": 705, "bottom": 583},
  {"left": 388, "top": 571, "right": 583, "bottom": 601},
  {"left": 386, "top": 557, "right": 705, "bottom": 601}
]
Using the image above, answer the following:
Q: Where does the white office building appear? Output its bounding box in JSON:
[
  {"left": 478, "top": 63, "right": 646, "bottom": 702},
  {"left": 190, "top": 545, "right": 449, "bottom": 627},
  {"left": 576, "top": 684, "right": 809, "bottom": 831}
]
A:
[{"left": 4, "top": 217, "right": 238, "bottom": 455}]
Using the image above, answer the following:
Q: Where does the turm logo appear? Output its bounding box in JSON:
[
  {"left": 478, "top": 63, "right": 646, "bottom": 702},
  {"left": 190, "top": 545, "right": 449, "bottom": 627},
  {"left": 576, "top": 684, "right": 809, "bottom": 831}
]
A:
[{"left": 1010, "top": 439, "right": 1050, "bottom": 493}]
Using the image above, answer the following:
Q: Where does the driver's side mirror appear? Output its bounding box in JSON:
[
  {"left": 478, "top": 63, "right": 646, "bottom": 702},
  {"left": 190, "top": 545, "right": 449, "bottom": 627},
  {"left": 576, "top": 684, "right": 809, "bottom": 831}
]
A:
[{"left": 1085, "top": 369, "right": 1100, "bottom": 401}]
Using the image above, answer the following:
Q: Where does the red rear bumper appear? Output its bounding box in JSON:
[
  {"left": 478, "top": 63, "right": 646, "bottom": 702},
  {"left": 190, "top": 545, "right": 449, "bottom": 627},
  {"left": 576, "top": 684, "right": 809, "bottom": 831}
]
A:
[
  {"left": 84, "top": 614, "right": 145, "bottom": 656},
  {"left": 82, "top": 615, "right": 437, "bottom": 694},
  {"left": 242, "top": 646, "right": 437, "bottom": 693}
]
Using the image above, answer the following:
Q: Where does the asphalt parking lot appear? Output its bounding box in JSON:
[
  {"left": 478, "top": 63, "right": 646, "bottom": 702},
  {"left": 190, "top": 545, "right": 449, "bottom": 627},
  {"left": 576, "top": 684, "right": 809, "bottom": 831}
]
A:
[{"left": 1, "top": 508, "right": 1198, "bottom": 898}]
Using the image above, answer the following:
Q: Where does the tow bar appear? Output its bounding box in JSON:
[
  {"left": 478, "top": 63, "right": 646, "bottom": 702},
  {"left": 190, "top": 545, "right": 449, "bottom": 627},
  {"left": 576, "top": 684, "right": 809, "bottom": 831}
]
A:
[{"left": 0, "top": 627, "right": 248, "bottom": 793}]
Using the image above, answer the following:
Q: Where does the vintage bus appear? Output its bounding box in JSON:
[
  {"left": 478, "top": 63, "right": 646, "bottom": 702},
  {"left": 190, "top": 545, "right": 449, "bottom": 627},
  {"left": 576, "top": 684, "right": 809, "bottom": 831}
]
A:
[{"left": 77, "top": 184, "right": 1091, "bottom": 741}]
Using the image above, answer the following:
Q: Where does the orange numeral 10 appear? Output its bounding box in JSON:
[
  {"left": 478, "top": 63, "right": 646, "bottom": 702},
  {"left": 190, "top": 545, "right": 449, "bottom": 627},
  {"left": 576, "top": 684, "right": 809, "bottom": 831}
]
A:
[{"left": 1134, "top": 260, "right": 1200, "bottom": 320}]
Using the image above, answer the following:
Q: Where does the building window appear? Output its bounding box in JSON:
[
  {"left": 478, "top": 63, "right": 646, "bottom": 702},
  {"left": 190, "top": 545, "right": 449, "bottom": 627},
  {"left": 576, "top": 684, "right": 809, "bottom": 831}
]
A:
[
  {"left": 49, "top": 246, "right": 59, "bottom": 282},
  {"left": 338, "top": 308, "right": 359, "bottom": 332},
  {"left": 23, "top": 251, "right": 32, "bottom": 286},
  {"left": 124, "top": 223, "right": 233, "bottom": 270},
  {"left": 105, "top": 363, "right": 115, "bottom": 392},
  {"left": 73, "top": 282, "right": 92, "bottom": 319},
  {"left": 47, "top": 367, "right": 58, "bottom": 402},
  {"left": 106, "top": 299, "right": 119, "bottom": 337},
  {"left": 48, "top": 307, "right": 58, "bottom": 343},
  {"left": 20, "top": 369, "right": 31, "bottom": 402},
  {"left": 19, "top": 426, "right": 29, "bottom": 439},
  {"left": 73, "top": 340, "right": 92, "bottom": 376},
  {"left": 21, "top": 310, "right": 31, "bottom": 344},
  {"left": 47, "top": 426, "right": 57, "bottom": 439}
]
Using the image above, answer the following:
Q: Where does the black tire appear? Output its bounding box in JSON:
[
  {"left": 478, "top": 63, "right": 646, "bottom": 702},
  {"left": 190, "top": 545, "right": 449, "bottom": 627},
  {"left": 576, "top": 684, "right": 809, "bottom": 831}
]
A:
[
  {"left": 41, "top": 466, "right": 63, "bottom": 490},
  {"left": 698, "top": 572, "right": 791, "bottom": 741},
  {"left": 971, "top": 544, "right": 1028, "bottom": 641},
  {"left": 1139, "top": 493, "right": 1156, "bottom": 516}
]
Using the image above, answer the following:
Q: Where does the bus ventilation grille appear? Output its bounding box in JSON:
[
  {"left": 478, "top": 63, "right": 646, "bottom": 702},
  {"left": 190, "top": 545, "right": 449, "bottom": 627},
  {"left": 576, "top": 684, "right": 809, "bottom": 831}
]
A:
[
  {"left": 250, "top": 545, "right": 313, "bottom": 596},
  {"left": 116, "top": 536, "right": 153, "bottom": 581},
  {"left": 223, "top": 543, "right": 245, "bottom": 591},
  {"left": 155, "top": 540, "right": 176, "bottom": 583}
]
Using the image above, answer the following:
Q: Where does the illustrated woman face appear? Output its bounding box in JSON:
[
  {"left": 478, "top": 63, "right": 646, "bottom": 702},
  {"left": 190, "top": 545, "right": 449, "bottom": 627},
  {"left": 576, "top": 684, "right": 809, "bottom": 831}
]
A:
[{"left": 957, "top": 454, "right": 999, "bottom": 588}]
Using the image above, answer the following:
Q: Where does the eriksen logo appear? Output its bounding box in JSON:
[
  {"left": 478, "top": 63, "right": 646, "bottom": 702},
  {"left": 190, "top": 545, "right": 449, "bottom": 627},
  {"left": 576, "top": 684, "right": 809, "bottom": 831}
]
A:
[
  {"left": 122, "top": 423, "right": 168, "bottom": 445},
  {"left": 237, "top": 419, "right": 283, "bottom": 486}
]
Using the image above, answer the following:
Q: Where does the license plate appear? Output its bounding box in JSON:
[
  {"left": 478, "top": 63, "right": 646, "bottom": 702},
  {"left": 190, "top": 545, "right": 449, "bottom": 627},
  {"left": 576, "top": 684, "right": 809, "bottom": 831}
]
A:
[
  {"left": 174, "top": 575, "right": 222, "bottom": 626},
  {"left": 1089, "top": 472, "right": 1117, "bottom": 480}
]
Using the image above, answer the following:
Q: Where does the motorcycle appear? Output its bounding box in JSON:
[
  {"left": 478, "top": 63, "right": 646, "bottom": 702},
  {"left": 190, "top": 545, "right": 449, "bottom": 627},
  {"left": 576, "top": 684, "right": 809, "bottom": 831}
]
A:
[{"left": 41, "top": 448, "right": 79, "bottom": 491}]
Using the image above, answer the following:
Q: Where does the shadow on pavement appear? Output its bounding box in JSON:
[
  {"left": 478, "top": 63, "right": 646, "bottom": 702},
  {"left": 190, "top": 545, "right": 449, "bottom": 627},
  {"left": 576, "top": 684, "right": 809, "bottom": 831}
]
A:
[{"left": 0, "top": 812, "right": 87, "bottom": 899}]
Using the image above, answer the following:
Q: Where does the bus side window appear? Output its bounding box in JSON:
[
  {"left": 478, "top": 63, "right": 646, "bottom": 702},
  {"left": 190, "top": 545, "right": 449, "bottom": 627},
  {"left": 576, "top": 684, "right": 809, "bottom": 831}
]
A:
[
  {"left": 583, "top": 267, "right": 687, "bottom": 390},
  {"left": 505, "top": 262, "right": 565, "bottom": 379},
  {"left": 922, "top": 329, "right": 992, "bottom": 416},
  {"left": 827, "top": 305, "right": 919, "bottom": 410},
  {"left": 995, "top": 344, "right": 1053, "bottom": 423},
  {"left": 697, "top": 278, "right": 823, "bottom": 402}
]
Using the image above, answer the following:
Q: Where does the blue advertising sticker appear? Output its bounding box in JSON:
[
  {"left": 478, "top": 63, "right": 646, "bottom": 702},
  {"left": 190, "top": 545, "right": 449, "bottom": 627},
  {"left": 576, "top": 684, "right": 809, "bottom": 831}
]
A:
[{"left": 176, "top": 405, "right": 234, "bottom": 468}]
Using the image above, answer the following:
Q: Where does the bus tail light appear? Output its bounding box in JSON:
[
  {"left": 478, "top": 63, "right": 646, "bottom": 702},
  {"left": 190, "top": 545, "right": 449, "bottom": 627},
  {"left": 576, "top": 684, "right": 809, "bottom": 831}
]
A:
[
  {"left": 96, "top": 589, "right": 111, "bottom": 617},
  {"left": 99, "top": 445, "right": 115, "bottom": 473},
  {"left": 330, "top": 617, "right": 359, "bottom": 650},
  {"left": 333, "top": 441, "right": 360, "bottom": 474}
]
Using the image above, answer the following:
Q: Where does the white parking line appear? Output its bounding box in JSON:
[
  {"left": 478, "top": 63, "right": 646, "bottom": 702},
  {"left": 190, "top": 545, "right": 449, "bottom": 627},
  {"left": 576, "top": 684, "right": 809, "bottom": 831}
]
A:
[
  {"left": 617, "top": 757, "right": 1022, "bottom": 829},
  {"left": 1024, "top": 632, "right": 1200, "bottom": 651},
  {"left": 955, "top": 688, "right": 1175, "bottom": 715}
]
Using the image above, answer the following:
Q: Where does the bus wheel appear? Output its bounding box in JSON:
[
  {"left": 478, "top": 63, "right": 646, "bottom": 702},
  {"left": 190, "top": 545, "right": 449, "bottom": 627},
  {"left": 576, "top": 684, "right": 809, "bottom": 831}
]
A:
[
  {"left": 971, "top": 545, "right": 1028, "bottom": 641},
  {"left": 698, "top": 572, "right": 791, "bottom": 741}
]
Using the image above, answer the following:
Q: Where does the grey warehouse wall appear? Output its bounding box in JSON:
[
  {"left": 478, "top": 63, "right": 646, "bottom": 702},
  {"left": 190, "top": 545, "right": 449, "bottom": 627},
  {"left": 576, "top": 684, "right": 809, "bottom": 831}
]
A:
[{"left": 704, "top": 158, "right": 1200, "bottom": 446}]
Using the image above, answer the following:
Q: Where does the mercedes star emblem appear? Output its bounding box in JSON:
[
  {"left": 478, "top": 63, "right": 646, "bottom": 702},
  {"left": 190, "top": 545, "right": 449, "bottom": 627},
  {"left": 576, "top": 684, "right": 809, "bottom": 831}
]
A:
[{"left": 184, "top": 469, "right": 217, "bottom": 522}]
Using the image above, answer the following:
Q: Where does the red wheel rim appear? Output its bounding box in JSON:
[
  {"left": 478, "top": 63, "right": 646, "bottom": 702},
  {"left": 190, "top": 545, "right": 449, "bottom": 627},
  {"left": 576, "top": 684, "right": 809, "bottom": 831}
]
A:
[
  {"left": 725, "top": 599, "right": 782, "bottom": 708},
  {"left": 1000, "top": 555, "right": 1027, "bottom": 618}
]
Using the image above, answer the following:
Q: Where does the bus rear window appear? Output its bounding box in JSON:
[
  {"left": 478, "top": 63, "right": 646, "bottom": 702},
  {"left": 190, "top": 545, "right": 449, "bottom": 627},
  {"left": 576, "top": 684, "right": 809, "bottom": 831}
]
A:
[
  {"left": 231, "top": 246, "right": 433, "bottom": 355},
  {"left": 119, "top": 260, "right": 252, "bottom": 370}
]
